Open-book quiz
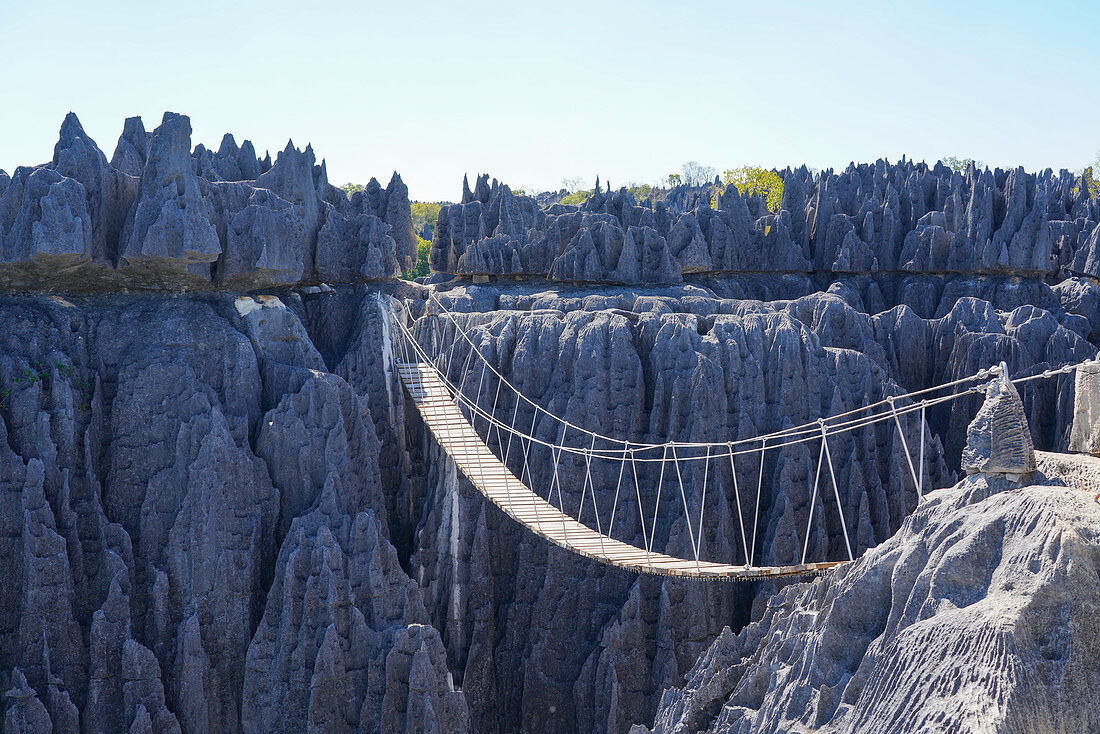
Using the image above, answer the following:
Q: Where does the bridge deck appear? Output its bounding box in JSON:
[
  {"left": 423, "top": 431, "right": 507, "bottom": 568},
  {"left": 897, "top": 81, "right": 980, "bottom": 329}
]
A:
[{"left": 398, "top": 361, "right": 845, "bottom": 580}]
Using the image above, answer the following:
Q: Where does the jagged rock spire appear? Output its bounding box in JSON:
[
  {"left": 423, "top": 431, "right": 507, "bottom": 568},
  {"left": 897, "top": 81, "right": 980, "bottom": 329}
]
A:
[
  {"left": 1069, "top": 360, "right": 1100, "bottom": 455},
  {"left": 961, "top": 362, "right": 1036, "bottom": 478},
  {"left": 110, "top": 116, "right": 149, "bottom": 176},
  {"left": 461, "top": 174, "right": 473, "bottom": 204}
]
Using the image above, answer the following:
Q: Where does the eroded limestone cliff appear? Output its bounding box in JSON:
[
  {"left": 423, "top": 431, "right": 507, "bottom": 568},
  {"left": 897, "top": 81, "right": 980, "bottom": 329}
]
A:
[{"left": 1, "top": 114, "right": 1098, "bottom": 733}]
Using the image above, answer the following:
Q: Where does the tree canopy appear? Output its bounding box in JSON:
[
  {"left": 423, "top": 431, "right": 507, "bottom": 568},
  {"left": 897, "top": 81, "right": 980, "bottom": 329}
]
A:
[
  {"left": 680, "top": 161, "right": 717, "bottom": 187},
  {"left": 721, "top": 167, "right": 784, "bottom": 212},
  {"left": 942, "top": 156, "right": 984, "bottom": 173},
  {"left": 402, "top": 236, "right": 431, "bottom": 280}
]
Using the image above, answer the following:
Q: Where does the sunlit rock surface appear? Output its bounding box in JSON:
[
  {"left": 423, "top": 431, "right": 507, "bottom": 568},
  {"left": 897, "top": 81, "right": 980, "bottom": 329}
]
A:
[
  {"left": 0, "top": 112, "right": 414, "bottom": 290},
  {"left": 641, "top": 452, "right": 1100, "bottom": 733},
  {"left": 2, "top": 125, "right": 1100, "bottom": 732},
  {"left": 961, "top": 366, "right": 1036, "bottom": 477}
]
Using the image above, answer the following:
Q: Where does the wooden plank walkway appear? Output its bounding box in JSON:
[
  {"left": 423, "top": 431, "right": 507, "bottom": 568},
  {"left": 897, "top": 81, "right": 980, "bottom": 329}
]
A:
[{"left": 399, "top": 361, "right": 845, "bottom": 580}]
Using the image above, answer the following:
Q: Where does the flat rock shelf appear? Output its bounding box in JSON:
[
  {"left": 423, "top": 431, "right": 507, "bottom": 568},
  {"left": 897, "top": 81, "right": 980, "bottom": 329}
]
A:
[{"left": 398, "top": 361, "right": 845, "bottom": 580}]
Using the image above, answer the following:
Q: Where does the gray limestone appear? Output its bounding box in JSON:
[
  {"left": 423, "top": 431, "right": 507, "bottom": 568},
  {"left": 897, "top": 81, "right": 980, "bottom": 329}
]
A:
[
  {"left": 0, "top": 279, "right": 1095, "bottom": 733},
  {"left": 0, "top": 111, "right": 413, "bottom": 289},
  {"left": 2, "top": 125, "right": 1100, "bottom": 734},
  {"left": 1069, "top": 361, "right": 1100, "bottom": 454},
  {"left": 641, "top": 469, "right": 1100, "bottom": 733},
  {"left": 110, "top": 117, "right": 149, "bottom": 177},
  {"left": 429, "top": 159, "right": 1100, "bottom": 285},
  {"left": 119, "top": 112, "right": 222, "bottom": 275},
  {"left": 961, "top": 365, "right": 1036, "bottom": 477}
]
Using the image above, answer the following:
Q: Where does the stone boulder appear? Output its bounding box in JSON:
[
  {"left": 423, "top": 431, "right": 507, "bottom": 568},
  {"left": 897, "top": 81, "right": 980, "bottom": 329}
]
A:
[
  {"left": 642, "top": 466, "right": 1100, "bottom": 733},
  {"left": 314, "top": 205, "right": 400, "bottom": 282},
  {"left": 961, "top": 364, "right": 1036, "bottom": 478}
]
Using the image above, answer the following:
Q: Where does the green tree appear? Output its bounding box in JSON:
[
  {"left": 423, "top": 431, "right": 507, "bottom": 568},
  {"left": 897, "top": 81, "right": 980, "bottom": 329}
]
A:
[
  {"left": 560, "top": 189, "right": 591, "bottom": 206},
  {"left": 667, "top": 173, "right": 682, "bottom": 188},
  {"left": 402, "top": 236, "right": 431, "bottom": 280},
  {"left": 341, "top": 182, "right": 365, "bottom": 196},
  {"left": 942, "top": 156, "right": 984, "bottom": 173},
  {"left": 1075, "top": 167, "right": 1100, "bottom": 199},
  {"left": 410, "top": 202, "right": 442, "bottom": 238},
  {"left": 721, "top": 167, "right": 784, "bottom": 212}
]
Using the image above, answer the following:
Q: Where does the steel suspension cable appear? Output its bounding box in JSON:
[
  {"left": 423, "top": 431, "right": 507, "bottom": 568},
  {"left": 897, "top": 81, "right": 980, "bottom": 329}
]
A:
[
  {"left": 727, "top": 443, "right": 751, "bottom": 566},
  {"left": 671, "top": 445, "right": 701, "bottom": 568},
  {"left": 607, "top": 445, "right": 629, "bottom": 540},
  {"left": 420, "top": 292, "right": 1011, "bottom": 452},
  {"left": 802, "top": 426, "right": 828, "bottom": 566},
  {"left": 696, "top": 446, "right": 711, "bottom": 565},
  {"left": 397, "top": 312, "right": 980, "bottom": 464},
  {"left": 823, "top": 428, "right": 854, "bottom": 561},
  {"left": 750, "top": 437, "right": 765, "bottom": 567}
]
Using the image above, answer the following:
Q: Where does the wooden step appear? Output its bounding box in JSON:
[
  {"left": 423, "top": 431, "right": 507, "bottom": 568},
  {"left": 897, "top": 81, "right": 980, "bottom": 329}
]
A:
[{"left": 399, "top": 361, "right": 847, "bottom": 581}]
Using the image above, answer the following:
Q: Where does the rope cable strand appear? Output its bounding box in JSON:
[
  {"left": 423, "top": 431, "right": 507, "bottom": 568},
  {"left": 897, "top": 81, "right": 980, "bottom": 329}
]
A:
[
  {"left": 404, "top": 323, "right": 976, "bottom": 465},
  {"left": 396, "top": 300, "right": 1087, "bottom": 463},
  {"left": 417, "top": 292, "right": 1021, "bottom": 451},
  {"left": 391, "top": 298, "right": 1100, "bottom": 577}
]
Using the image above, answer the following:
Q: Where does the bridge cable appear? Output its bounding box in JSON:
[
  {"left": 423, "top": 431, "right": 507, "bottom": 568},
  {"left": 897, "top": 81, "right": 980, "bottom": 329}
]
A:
[
  {"left": 650, "top": 445, "right": 668, "bottom": 554},
  {"left": 607, "top": 444, "right": 629, "bottom": 540},
  {"left": 397, "top": 309, "right": 986, "bottom": 464},
  {"left": 422, "top": 292, "right": 1005, "bottom": 452},
  {"left": 918, "top": 401, "right": 926, "bottom": 499},
  {"left": 388, "top": 297, "right": 1100, "bottom": 573},
  {"left": 802, "top": 426, "right": 828, "bottom": 566},
  {"left": 671, "top": 444, "right": 701, "bottom": 569},
  {"left": 628, "top": 447, "right": 651, "bottom": 563},
  {"left": 697, "top": 446, "right": 712, "bottom": 567},
  {"left": 889, "top": 396, "right": 921, "bottom": 500},
  {"left": 822, "top": 426, "right": 854, "bottom": 561},
  {"left": 727, "top": 443, "right": 751, "bottom": 566},
  {"left": 750, "top": 438, "right": 766, "bottom": 567}
]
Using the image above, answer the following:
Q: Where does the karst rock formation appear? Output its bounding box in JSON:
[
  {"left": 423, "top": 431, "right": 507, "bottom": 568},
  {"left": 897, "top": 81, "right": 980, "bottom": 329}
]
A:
[
  {"left": 641, "top": 390, "right": 1099, "bottom": 733},
  {"left": 0, "top": 113, "right": 1098, "bottom": 733}
]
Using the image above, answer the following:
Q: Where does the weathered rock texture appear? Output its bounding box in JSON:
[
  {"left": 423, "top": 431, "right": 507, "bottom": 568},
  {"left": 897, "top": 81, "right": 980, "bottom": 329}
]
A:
[
  {"left": 1069, "top": 361, "right": 1100, "bottom": 454},
  {"left": 961, "top": 367, "right": 1036, "bottom": 477},
  {"left": 639, "top": 388, "right": 1098, "bottom": 732},
  {"left": 430, "top": 162, "right": 1100, "bottom": 287},
  {"left": 0, "top": 289, "right": 465, "bottom": 734},
  {"left": 0, "top": 112, "right": 414, "bottom": 290},
  {"left": 3, "top": 139, "right": 1100, "bottom": 734},
  {"left": 641, "top": 461, "right": 1100, "bottom": 733}
]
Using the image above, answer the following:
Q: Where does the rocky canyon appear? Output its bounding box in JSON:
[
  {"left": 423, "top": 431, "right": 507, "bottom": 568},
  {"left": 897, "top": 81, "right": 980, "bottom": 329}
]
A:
[{"left": 1, "top": 112, "right": 1098, "bottom": 733}]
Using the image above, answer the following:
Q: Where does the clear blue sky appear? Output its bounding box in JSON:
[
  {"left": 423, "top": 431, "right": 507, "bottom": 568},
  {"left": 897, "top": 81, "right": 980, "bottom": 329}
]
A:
[{"left": 2, "top": 0, "right": 1099, "bottom": 202}]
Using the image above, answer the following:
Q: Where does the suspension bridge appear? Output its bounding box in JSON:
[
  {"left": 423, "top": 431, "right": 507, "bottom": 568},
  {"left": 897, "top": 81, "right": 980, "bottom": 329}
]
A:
[{"left": 382, "top": 294, "right": 1094, "bottom": 580}]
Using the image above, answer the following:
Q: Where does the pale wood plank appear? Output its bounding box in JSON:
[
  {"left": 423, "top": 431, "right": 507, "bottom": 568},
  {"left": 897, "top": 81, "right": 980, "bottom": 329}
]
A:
[{"left": 400, "top": 361, "right": 846, "bottom": 581}]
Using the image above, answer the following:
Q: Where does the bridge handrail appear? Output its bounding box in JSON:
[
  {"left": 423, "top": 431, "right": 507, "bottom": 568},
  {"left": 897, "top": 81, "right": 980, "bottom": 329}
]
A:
[{"left": 390, "top": 295, "right": 1098, "bottom": 462}]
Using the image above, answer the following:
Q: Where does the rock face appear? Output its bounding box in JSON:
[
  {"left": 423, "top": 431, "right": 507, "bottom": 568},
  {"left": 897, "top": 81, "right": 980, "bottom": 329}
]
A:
[
  {"left": 431, "top": 176, "right": 684, "bottom": 284},
  {"left": 430, "top": 161, "right": 1100, "bottom": 286},
  {"left": 119, "top": 112, "right": 223, "bottom": 275},
  {"left": 961, "top": 365, "right": 1037, "bottom": 477},
  {"left": 3, "top": 139, "right": 1100, "bottom": 734},
  {"left": 641, "top": 462, "right": 1100, "bottom": 733},
  {"left": 1069, "top": 361, "right": 1100, "bottom": 454},
  {"left": 0, "top": 112, "right": 414, "bottom": 290},
  {"left": 0, "top": 290, "right": 465, "bottom": 734},
  {"left": 641, "top": 385, "right": 1097, "bottom": 732},
  {"left": 0, "top": 274, "right": 1095, "bottom": 733}
]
